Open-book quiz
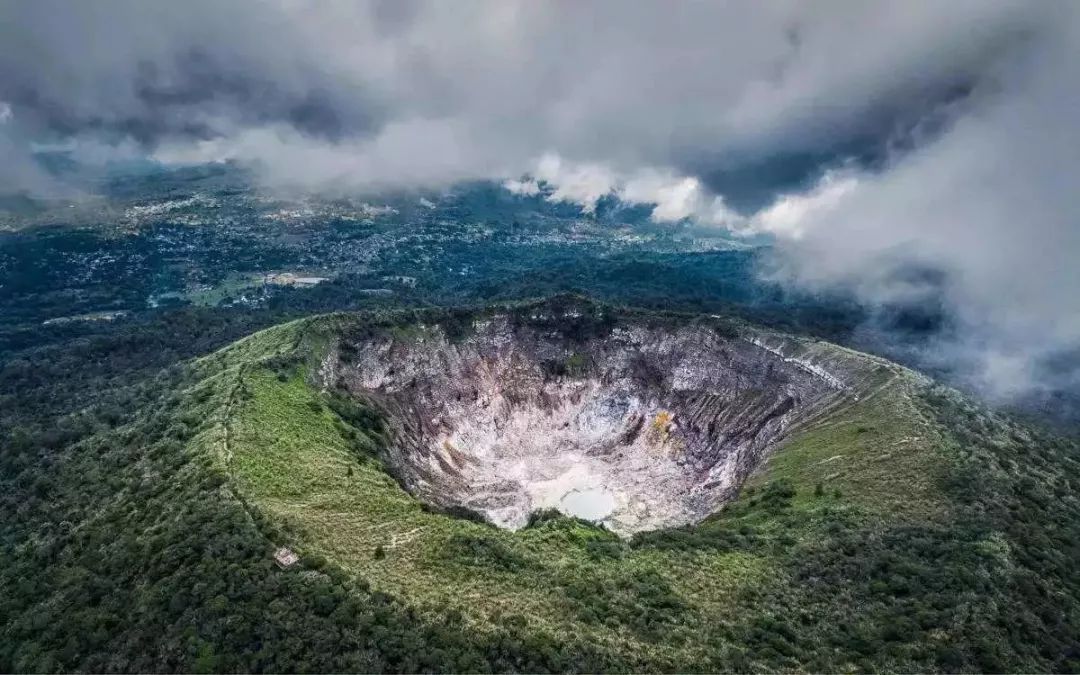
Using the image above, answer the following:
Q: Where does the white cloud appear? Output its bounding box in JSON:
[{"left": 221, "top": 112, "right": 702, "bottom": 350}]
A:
[
  {"left": 509, "top": 155, "right": 745, "bottom": 226},
  {"left": 502, "top": 177, "right": 541, "bottom": 197},
  {"left": 751, "top": 17, "right": 1080, "bottom": 398},
  {"left": 534, "top": 154, "right": 616, "bottom": 213},
  {"left": 621, "top": 171, "right": 702, "bottom": 222},
  {"left": 747, "top": 171, "right": 860, "bottom": 239},
  {"left": 153, "top": 118, "right": 513, "bottom": 193}
]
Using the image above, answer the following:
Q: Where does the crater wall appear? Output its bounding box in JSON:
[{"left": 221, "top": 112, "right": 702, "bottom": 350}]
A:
[{"left": 320, "top": 306, "right": 881, "bottom": 534}]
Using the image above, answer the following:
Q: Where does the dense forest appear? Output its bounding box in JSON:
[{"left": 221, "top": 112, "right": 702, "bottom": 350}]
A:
[{"left": 0, "top": 303, "right": 612, "bottom": 671}]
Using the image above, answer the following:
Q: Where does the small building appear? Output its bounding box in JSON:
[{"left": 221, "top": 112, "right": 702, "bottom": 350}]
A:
[{"left": 274, "top": 546, "right": 299, "bottom": 568}]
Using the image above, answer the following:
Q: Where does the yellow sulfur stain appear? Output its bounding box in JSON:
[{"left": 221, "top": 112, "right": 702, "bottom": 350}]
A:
[{"left": 652, "top": 410, "right": 673, "bottom": 434}]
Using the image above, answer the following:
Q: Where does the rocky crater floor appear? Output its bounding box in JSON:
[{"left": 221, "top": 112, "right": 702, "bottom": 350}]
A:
[{"left": 322, "top": 302, "right": 883, "bottom": 534}]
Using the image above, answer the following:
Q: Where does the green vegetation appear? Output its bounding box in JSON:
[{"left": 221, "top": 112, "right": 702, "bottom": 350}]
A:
[
  {"left": 3, "top": 299, "right": 1080, "bottom": 672},
  {"left": 186, "top": 272, "right": 266, "bottom": 307}
]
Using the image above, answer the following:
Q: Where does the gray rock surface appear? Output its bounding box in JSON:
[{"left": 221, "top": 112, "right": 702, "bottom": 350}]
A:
[{"left": 322, "top": 305, "right": 884, "bottom": 535}]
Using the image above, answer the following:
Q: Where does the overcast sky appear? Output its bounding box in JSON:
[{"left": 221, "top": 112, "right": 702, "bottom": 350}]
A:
[{"left": 2, "top": 0, "right": 1078, "bottom": 397}]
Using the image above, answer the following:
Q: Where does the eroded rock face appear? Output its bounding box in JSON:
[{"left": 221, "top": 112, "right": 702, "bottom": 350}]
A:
[{"left": 323, "top": 305, "right": 871, "bottom": 535}]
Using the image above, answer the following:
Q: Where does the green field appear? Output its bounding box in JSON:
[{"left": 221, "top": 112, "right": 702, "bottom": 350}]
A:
[{"left": 185, "top": 272, "right": 266, "bottom": 307}]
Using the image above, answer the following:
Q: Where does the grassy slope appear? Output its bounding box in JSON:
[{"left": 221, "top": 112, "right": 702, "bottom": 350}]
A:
[{"left": 183, "top": 306, "right": 1016, "bottom": 671}]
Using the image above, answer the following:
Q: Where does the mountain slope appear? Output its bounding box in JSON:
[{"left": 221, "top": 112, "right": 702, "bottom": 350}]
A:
[{"left": 4, "top": 297, "right": 1080, "bottom": 672}]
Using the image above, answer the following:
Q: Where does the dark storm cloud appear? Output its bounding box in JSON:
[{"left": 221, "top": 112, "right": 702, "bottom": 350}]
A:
[
  {"left": 0, "top": 8, "right": 384, "bottom": 146},
  {"left": 0, "top": 0, "right": 1048, "bottom": 190},
  {"left": 129, "top": 51, "right": 382, "bottom": 142},
  {"left": 1, "top": 0, "right": 1078, "bottom": 398}
]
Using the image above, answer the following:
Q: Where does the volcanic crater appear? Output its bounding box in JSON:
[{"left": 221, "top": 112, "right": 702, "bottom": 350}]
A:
[{"left": 322, "top": 301, "right": 871, "bottom": 535}]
